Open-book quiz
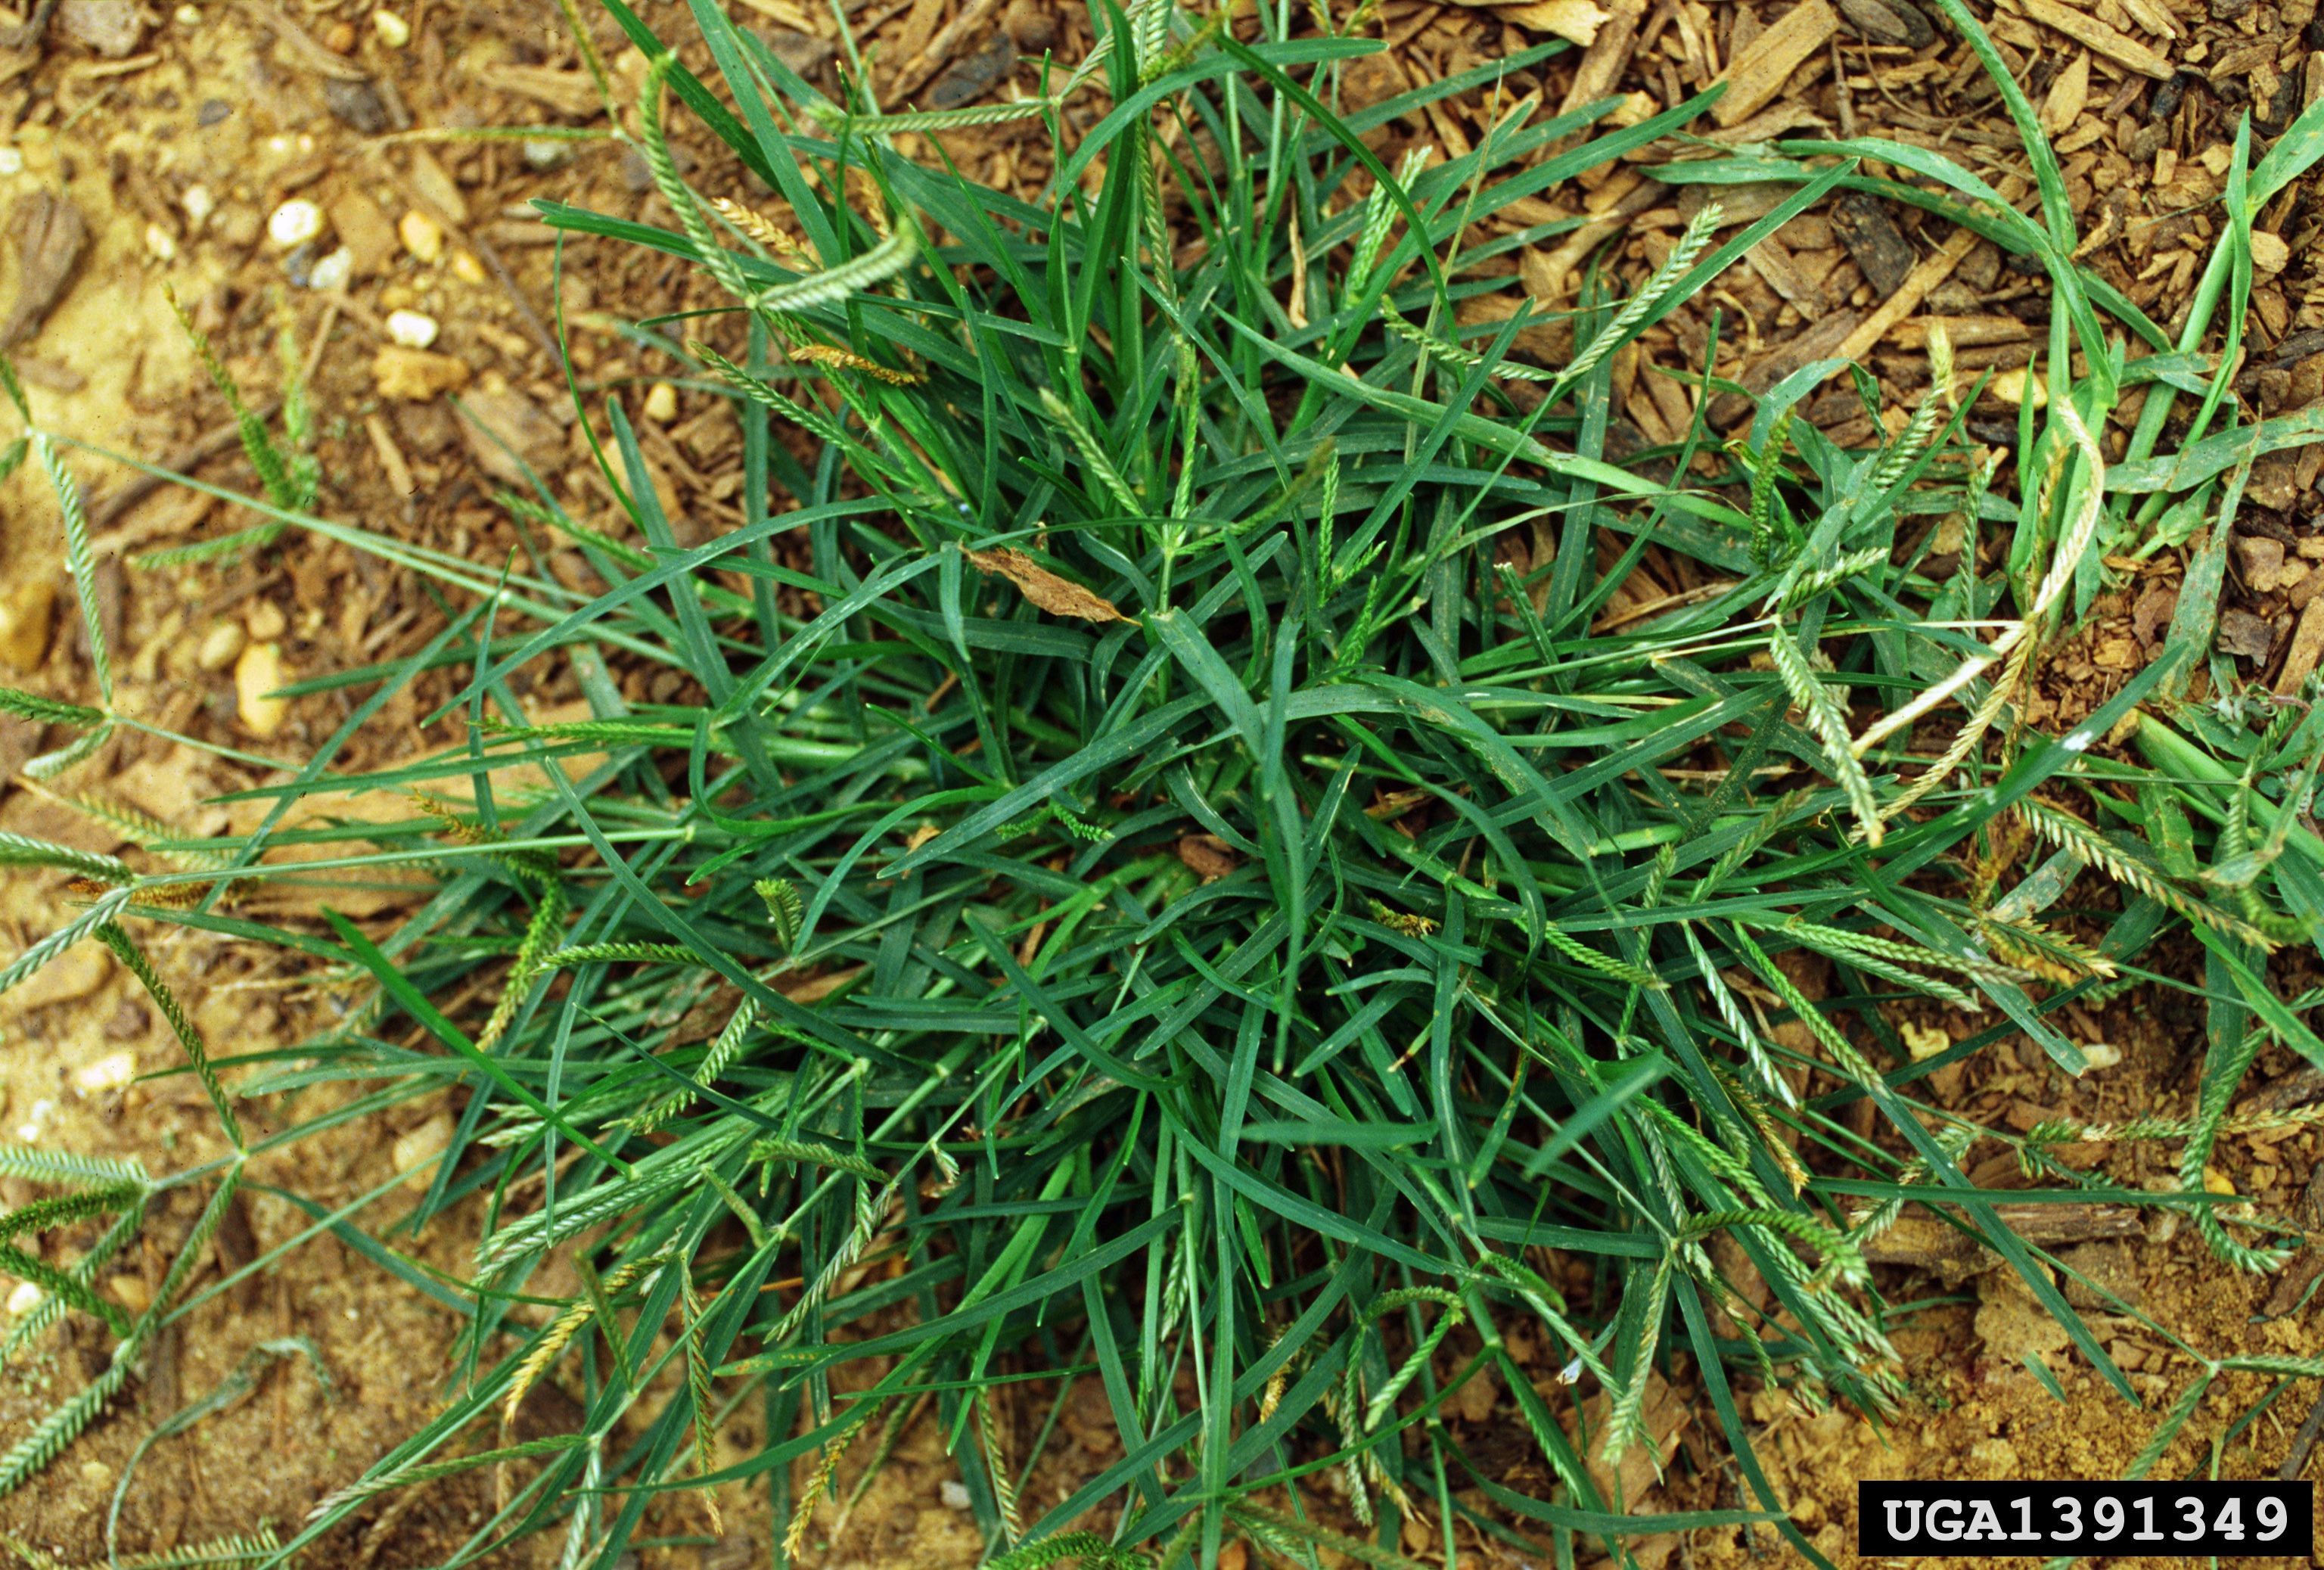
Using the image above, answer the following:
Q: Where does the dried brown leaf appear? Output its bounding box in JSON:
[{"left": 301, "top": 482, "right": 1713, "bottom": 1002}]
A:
[
  {"left": 777, "top": 965, "right": 865, "bottom": 1004},
  {"left": 962, "top": 546, "right": 1128, "bottom": 623},
  {"left": 1176, "top": 834, "right": 1238, "bottom": 882}
]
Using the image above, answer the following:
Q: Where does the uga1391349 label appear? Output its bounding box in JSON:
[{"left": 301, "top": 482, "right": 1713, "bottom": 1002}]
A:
[{"left": 1858, "top": 1481, "right": 2313, "bottom": 1557}]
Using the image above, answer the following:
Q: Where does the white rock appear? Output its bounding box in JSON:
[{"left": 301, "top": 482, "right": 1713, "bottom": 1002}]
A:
[
  {"left": 308, "top": 246, "right": 353, "bottom": 292},
  {"left": 371, "top": 6, "right": 409, "bottom": 45},
  {"left": 5, "top": 1282, "right": 42, "bottom": 1317},
  {"left": 940, "top": 1480, "right": 971, "bottom": 1510},
  {"left": 174, "top": 2, "right": 197, "bottom": 20},
  {"left": 182, "top": 183, "right": 214, "bottom": 225},
  {"left": 268, "top": 198, "right": 323, "bottom": 248},
  {"left": 73, "top": 1052, "right": 136, "bottom": 1093},
  {"left": 0, "top": 149, "right": 23, "bottom": 176},
  {"left": 144, "top": 222, "right": 177, "bottom": 261},
  {"left": 386, "top": 309, "right": 440, "bottom": 349}
]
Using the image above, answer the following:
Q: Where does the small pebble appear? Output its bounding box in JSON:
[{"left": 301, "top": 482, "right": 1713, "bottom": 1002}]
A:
[
  {"left": 386, "top": 308, "right": 440, "bottom": 348},
  {"left": 197, "top": 98, "right": 231, "bottom": 127},
  {"left": 59, "top": 0, "right": 144, "bottom": 55},
  {"left": 371, "top": 6, "right": 409, "bottom": 45},
  {"left": 449, "top": 249, "right": 485, "bottom": 285},
  {"left": 281, "top": 242, "right": 317, "bottom": 288},
  {"left": 0, "top": 148, "right": 21, "bottom": 176},
  {"left": 308, "top": 245, "right": 354, "bottom": 291},
  {"left": 235, "top": 639, "right": 290, "bottom": 738},
  {"left": 73, "top": 1051, "right": 135, "bottom": 1093},
  {"left": 940, "top": 1481, "right": 971, "bottom": 1510},
  {"left": 268, "top": 197, "right": 323, "bottom": 247},
  {"left": 246, "top": 599, "right": 287, "bottom": 640},
  {"left": 323, "top": 17, "right": 354, "bottom": 49},
  {"left": 329, "top": 189, "right": 397, "bottom": 275},
  {"left": 1002, "top": 0, "right": 1056, "bottom": 50},
  {"left": 195, "top": 618, "right": 244, "bottom": 671},
  {"left": 174, "top": 1, "right": 197, "bottom": 19},
  {"left": 109, "top": 1274, "right": 149, "bottom": 1314},
  {"left": 323, "top": 76, "right": 390, "bottom": 135},
  {"left": 398, "top": 209, "right": 443, "bottom": 263},
  {"left": 182, "top": 183, "right": 214, "bottom": 225},
  {"left": 522, "top": 138, "right": 571, "bottom": 170},
  {"left": 642, "top": 381, "right": 678, "bottom": 422},
  {"left": 144, "top": 222, "right": 178, "bottom": 260},
  {"left": 373, "top": 345, "right": 471, "bottom": 399},
  {"left": 5, "top": 1282, "right": 42, "bottom": 1317}
]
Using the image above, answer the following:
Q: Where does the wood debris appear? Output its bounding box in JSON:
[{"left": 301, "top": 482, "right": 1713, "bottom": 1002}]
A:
[
  {"left": 1556, "top": 0, "right": 1647, "bottom": 116},
  {"left": 1835, "top": 0, "right": 1932, "bottom": 46},
  {"left": 2276, "top": 595, "right": 2324, "bottom": 695},
  {"left": 1709, "top": 0, "right": 1836, "bottom": 125},
  {"left": 2018, "top": 0, "right": 2171, "bottom": 77},
  {"left": 1495, "top": 0, "right": 1611, "bottom": 46},
  {"left": 480, "top": 63, "right": 603, "bottom": 117},
  {"left": 1859, "top": 1202, "right": 2146, "bottom": 1274},
  {"left": 0, "top": 189, "right": 84, "bottom": 347},
  {"left": 1831, "top": 190, "right": 1914, "bottom": 300}
]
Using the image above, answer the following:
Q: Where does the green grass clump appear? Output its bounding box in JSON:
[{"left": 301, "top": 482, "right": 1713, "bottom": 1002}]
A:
[{"left": 0, "top": 1, "right": 2322, "bottom": 1567}]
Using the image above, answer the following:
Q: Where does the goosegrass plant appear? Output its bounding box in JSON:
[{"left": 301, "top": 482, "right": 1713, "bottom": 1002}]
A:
[{"left": 0, "top": 0, "right": 2322, "bottom": 1566}]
